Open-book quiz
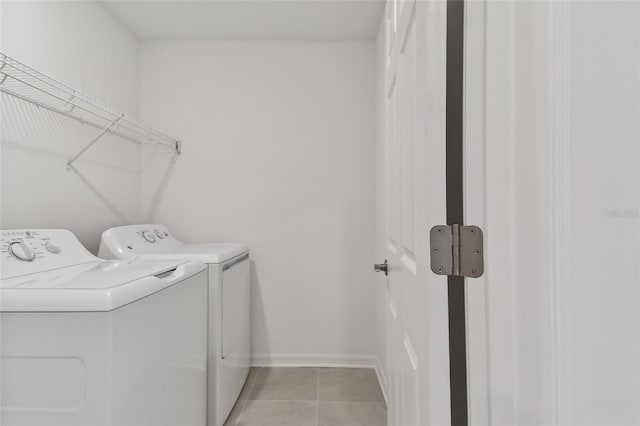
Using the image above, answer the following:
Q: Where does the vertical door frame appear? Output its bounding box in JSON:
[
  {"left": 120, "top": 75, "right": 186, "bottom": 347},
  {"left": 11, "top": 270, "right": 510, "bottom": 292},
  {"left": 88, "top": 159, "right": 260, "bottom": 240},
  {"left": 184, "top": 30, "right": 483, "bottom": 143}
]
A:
[
  {"left": 464, "top": 1, "right": 521, "bottom": 424},
  {"left": 464, "top": 1, "right": 571, "bottom": 425},
  {"left": 463, "top": 0, "right": 490, "bottom": 425},
  {"left": 446, "top": 1, "right": 468, "bottom": 425}
]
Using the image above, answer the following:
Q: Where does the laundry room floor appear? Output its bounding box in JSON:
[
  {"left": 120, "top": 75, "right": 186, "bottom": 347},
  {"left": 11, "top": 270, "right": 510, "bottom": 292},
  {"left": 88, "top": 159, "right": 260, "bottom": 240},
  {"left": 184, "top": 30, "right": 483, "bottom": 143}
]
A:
[{"left": 224, "top": 367, "right": 387, "bottom": 426}]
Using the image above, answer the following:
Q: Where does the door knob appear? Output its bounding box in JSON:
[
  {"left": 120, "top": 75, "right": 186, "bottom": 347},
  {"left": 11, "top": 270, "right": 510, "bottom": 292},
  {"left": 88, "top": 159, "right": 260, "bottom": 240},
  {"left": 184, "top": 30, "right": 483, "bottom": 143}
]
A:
[{"left": 374, "top": 260, "right": 388, "bottom": 276}]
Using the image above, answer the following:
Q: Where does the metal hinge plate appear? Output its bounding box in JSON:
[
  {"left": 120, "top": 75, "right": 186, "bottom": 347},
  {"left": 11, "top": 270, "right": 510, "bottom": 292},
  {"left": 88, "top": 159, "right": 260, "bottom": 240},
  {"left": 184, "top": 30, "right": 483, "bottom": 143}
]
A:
[{"left": 430, "top": 224, "right": 484, "bottom": 278}]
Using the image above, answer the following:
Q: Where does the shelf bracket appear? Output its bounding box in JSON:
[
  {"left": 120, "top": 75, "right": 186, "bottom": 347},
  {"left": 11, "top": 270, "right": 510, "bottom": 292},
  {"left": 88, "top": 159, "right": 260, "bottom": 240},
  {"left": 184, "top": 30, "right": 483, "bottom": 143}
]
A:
[
  {"left": 63, "top": 92, "right": 76, "bottom": 112},
  {"left": 0, "top": 62, "right": 7, "bottom": 85},
  {"left": 66, "top": 114, "right": 123, "bottom": 170}
]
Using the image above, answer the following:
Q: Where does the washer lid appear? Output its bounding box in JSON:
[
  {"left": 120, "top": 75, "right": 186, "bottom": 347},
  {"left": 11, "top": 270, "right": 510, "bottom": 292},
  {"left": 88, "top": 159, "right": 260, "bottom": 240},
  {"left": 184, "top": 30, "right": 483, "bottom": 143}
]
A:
[
  {"left": 123, "top": 243, "right": 249, "bottom": 264},
  {"left": 0, "top": 259, "right": 206, "bottom": 312},
  {"left": 163, "top": 243, "right": 249, "bottom": 264}
]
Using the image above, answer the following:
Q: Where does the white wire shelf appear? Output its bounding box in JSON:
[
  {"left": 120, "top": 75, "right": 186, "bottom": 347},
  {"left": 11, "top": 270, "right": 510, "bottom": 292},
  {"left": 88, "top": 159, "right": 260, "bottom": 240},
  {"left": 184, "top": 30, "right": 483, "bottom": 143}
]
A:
[{"left": 0, "top": 52, "right": 181, "bottom": 168}]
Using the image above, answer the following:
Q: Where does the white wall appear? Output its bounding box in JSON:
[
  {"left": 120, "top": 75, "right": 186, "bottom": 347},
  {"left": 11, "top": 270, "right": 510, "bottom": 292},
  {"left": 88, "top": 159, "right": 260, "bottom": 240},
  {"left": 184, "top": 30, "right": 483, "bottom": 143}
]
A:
[
  {"left": 1, "top": 3, "right": 379, "bottom": 366},
  {"left": 139, "top": 41, "right": 377, "bottom": 364},
  {"left": 0, "top": 1, "right": 140, "bottom": 253}
]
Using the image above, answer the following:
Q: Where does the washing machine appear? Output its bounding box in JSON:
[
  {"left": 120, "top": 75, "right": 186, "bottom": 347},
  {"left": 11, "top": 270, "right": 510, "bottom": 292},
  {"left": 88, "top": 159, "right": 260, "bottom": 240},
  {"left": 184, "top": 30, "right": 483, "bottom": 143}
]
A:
[
  {"left": 0, "top": 229, "right": 208, "bottom": 426},
  {"left": 99, "top": 224, "right": 250, "bottom": 426}
]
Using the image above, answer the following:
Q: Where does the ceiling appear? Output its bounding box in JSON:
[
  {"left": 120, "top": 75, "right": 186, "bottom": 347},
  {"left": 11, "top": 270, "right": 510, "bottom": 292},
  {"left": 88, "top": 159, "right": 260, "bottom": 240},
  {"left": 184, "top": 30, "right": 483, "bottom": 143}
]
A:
[{"left": 102, "top": 0, "right": 385, "bottom": 40}]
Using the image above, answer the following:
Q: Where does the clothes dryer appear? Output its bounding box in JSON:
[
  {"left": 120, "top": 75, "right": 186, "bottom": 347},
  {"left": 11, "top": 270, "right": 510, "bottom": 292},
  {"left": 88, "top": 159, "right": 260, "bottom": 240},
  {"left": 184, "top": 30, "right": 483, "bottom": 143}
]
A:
[{"left": 99, "top": 224, "right": 250, "bottom": 426}]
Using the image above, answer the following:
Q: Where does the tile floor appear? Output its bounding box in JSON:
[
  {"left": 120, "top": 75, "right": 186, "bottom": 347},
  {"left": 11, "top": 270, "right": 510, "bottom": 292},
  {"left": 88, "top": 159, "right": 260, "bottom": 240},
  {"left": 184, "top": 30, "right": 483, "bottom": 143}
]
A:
[{"left": 224, "top": 367, "right": 387, "bottom": 426}]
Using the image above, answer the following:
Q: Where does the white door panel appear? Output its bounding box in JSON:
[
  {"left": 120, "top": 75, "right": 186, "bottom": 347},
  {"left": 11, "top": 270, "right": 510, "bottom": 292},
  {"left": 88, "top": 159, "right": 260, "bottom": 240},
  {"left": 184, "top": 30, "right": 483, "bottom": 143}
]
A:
[{"left": 379, "top": 1, "right": 451, "bottom": 425}]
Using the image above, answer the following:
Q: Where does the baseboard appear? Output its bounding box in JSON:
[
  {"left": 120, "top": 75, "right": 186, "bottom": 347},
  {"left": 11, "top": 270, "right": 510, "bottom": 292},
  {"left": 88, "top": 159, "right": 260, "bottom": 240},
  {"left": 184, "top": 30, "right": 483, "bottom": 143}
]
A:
[{"left": 251, "top": 353, "right": 377, "bottom": 369}]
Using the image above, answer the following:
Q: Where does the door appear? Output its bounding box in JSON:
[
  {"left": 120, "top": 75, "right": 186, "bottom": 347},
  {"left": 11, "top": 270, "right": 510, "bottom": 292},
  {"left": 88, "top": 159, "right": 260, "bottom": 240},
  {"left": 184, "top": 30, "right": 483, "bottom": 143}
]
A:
[
  {"left": 376, "top": 1, "right": 454, "bottom": 425},
  {"left": 465, "top": 1, "right": 640, "bottom": 425}
]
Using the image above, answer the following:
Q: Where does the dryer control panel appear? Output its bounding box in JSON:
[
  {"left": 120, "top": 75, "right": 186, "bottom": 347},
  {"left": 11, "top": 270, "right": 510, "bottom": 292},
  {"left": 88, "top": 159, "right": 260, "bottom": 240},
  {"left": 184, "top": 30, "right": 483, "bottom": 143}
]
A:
[
  {"left": 140, "top": 228, "right": 172, "bottom": 244},
  {"left": 1, "top": 229, "right": 98, "bottom": 279},
  {"left": 130, "top": 224, "right": 178, "bottom": 249},
  {"left": 99, "top": 224, "right": 249, "bottom": 265},
  {"left": 99, "top": 224, "right": 182, "bottom": 259}
]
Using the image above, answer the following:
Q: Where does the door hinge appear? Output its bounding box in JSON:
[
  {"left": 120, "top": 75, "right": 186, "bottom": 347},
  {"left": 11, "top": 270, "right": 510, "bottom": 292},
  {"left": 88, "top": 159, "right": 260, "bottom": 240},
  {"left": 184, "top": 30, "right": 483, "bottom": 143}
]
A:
[{"left": 430, "top": 224, "right": 484, "bottom": 278}]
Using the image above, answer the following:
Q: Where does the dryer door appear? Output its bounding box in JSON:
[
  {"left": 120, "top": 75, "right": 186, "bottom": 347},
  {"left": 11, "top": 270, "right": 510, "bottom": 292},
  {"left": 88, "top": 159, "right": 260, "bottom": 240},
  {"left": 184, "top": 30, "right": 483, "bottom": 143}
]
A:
[
  {"left": 218, "top": 254, "right": 251, "bottom": 426},
  {"left": 221, "top": 254, "right": 250, "bottom": 361}
]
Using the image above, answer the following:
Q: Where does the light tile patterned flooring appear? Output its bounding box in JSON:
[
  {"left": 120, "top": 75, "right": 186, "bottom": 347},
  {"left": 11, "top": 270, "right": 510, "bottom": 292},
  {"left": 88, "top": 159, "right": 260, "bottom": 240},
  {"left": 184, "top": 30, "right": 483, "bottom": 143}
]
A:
[{"left": 224, "top": 367, "right": 387, "bottom": 426}]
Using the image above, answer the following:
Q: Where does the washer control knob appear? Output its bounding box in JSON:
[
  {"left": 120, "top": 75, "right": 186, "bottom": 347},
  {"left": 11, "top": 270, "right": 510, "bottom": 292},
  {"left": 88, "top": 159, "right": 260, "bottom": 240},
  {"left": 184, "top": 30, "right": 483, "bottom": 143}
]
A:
[
  {"left": 155, "top": 231, "right": 165, "bottom": 239},
  {"left": 46, "top": 242, "right": 61, "bottom": 254},
  {"left": 9, "top": 241, "right": 36, "bottom": 261},
  {"left": 142, "top": 231, "right": 157, "bottom": 243}
]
